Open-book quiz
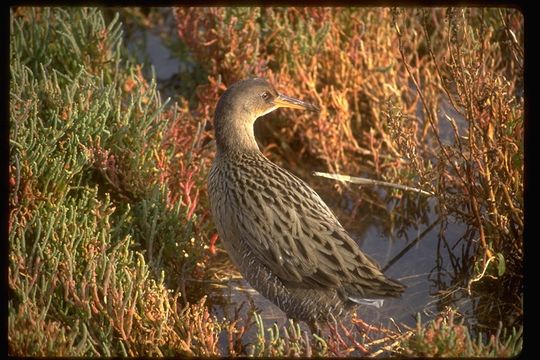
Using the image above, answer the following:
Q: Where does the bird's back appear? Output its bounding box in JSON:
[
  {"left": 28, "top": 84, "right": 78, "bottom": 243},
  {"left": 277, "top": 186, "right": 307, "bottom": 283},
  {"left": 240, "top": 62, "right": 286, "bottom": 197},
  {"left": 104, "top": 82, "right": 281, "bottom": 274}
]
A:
[{"left": 208, "top": 150, "right": 405, "bottom": 306}]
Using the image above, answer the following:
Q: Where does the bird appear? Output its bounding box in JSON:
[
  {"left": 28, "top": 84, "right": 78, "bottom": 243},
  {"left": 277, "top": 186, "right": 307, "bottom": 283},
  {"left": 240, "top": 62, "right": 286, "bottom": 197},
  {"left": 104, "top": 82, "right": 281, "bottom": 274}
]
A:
[{"left": 208, "top": 78, "right": 405, "bottom": 326}]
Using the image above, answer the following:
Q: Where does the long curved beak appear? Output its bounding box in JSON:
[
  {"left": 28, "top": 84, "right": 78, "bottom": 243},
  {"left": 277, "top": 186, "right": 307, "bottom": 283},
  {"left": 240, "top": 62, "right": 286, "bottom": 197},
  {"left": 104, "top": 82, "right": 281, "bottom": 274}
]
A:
[{"left": 273, "top": 93, "right": 320, "bottom": 112}]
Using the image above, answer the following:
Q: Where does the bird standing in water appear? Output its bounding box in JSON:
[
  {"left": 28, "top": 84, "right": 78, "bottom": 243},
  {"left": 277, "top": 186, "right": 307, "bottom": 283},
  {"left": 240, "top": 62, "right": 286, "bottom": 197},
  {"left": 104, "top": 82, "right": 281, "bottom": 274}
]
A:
[{"left": 208, "top": 78, "right": 405, "bottom": 325}]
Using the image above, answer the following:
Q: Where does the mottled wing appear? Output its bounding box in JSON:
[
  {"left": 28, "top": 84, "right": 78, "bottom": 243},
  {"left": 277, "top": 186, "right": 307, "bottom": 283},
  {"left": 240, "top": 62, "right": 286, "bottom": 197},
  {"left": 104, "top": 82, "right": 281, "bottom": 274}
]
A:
[{"left": 224, "top": 153, "right": 403, "bottom": 298}]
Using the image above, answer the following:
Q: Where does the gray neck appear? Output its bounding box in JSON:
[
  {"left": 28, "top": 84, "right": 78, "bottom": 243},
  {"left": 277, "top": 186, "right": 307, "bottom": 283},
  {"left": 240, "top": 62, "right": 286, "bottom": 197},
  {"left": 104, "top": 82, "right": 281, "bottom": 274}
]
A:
[{"left": 214, "top": 106, "right": 260, "bottom": 155}]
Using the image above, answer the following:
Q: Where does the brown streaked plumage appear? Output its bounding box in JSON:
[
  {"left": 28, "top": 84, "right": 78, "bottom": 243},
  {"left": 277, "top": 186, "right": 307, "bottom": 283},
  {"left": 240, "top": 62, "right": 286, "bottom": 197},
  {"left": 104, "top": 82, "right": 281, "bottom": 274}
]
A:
[{"left": 208, "top": 78, "right": 405, "bottom": 324}]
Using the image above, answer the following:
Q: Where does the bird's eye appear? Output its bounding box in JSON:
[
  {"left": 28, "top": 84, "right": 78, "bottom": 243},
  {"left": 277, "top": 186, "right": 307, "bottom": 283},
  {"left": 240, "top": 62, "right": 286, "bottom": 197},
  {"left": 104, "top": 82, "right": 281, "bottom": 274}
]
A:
[{"left": 261, "top": 91, "right": 271, "bottom": 101}]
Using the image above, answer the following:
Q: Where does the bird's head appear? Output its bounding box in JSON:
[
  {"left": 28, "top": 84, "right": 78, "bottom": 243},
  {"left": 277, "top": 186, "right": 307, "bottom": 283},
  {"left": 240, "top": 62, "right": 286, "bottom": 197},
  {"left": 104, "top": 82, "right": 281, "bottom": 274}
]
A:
[{"left": 214, "top": 78, "right": 319, "bottom": 153}]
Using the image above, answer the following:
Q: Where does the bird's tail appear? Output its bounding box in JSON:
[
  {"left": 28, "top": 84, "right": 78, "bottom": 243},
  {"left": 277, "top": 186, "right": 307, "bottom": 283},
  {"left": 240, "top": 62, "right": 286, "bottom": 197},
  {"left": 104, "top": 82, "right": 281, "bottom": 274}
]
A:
[{"left": 381, "top": 277, "right": 406, "bottom": 297}]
